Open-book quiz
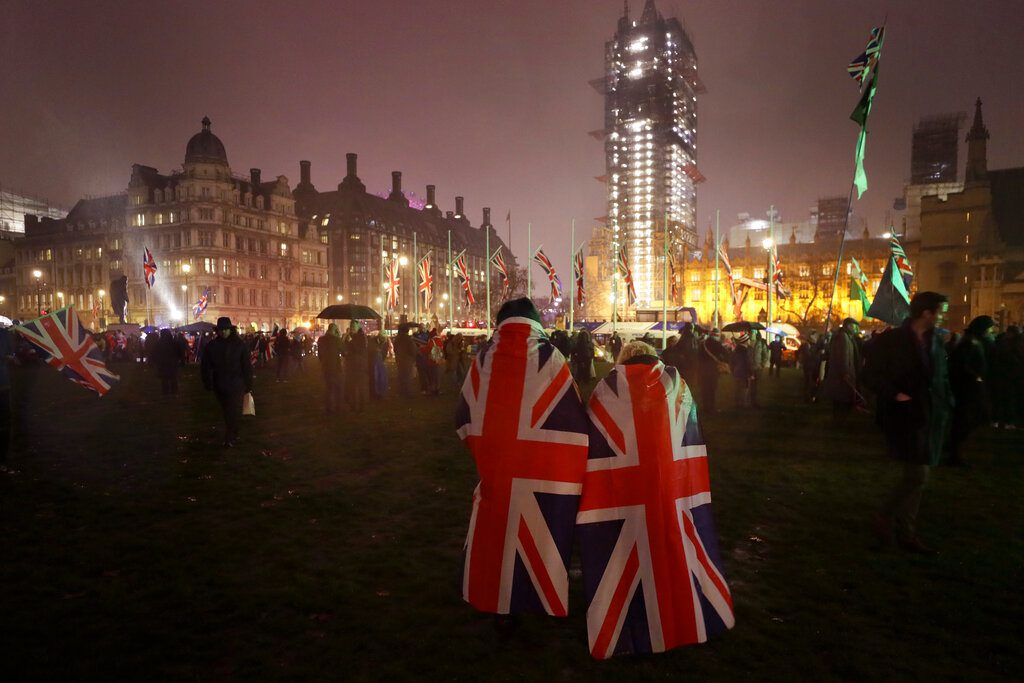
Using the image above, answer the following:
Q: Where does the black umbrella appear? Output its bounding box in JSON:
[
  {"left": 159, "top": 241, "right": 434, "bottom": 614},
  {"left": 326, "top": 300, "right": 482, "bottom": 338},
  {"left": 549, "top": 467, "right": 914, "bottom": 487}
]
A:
[
  {"left": 722, "top": 321, "right": 766, "bottom": 332},
  {"left": 175, "top": 321, "right": 216, "bottom": 333},
  {"left": 317, "top": 304, "right": 382, "bottom": 321}
]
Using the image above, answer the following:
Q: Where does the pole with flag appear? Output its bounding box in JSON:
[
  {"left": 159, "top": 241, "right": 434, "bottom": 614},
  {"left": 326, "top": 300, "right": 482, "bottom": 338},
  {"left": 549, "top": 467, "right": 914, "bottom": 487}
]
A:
[
  {"left": 527, "top": 222, "right": 532, "bottom": 303},
  {"left": 380, "top": 233, "right": 386, "bottom": 331},
  {"left": 485, "top": 221, "right": 491, "bottom": 336},
  {"left": 143, "top": 246, "right": 157, "bottom": 326},
  {"left": 662, "top": 214, "right": 668, "bottom": 350},
  {"left": 767, "top": 205, "right": 774, "bottom": 331},
  {"left": 569, "top": 219, "right": 576, "bottom": 334},
  {"left": 826, "top": 24, "right": 886, "bottom": 330},
  {"left": 713, "top": 210, "right": 720, "bottom": 329},
  {"left": 413, "top": 232, "right": 418, "bottom": 323},
  {"left": 447, "top": 230, "right": 453, "bottom": 331}
]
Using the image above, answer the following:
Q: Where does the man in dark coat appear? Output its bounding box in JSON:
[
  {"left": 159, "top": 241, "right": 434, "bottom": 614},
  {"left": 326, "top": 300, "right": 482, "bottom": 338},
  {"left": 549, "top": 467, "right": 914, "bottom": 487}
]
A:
[
  {"left": 729, "top": 333, "right": 755, "bottom": 408},
  {"left": 822, "top": 318, "right": 862, "bottom": 420},
  {"left": 343, "top": 321, "right": 369, "bottom": 412},
  {"left": 698, "top": 328, "right": 730, "bottom": 414},
  {"left": 570, "top": 329, "right": 595, "bottom": 383},
  {"left": 768, "top": 334, "right": 785, "bottom": 377},
  {"left": 317, "top": 323, "right": 344, "bottom": 414},
  {"left": 394, "top": 327, "right": 418, "bottom": 398},
  {"left": 868, "top": 292, "right": 952, "bottom": 554},
  {"left": 201, "top": 317, "right": 254, "bottom": 447},
  {"left": 274, "top": 330, "right": 290, "bottom": 382},
  {"left": 949, "top": 315, "right": 995, "bottom": 465},
  {"left": 153, "top": 328, "right": 184, "bottom": 395},
  {"left": 797, "top": 331, "right": 822, "bottom": 402}
]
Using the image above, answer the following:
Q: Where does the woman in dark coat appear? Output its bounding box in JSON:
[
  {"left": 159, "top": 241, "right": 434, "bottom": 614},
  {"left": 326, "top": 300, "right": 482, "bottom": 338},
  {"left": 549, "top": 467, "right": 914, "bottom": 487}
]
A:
[
  {"left": 570, "top": 329, "right": 595, "bottom": 382},
  {"left": 948, "top": 315, "right": 995, "bottom": 465},
  {"left": 343, "top": 322, "right": 369, "bottom": 412},
  {"left": 317, "top": 323, "right": 344, "bottom": 415}
]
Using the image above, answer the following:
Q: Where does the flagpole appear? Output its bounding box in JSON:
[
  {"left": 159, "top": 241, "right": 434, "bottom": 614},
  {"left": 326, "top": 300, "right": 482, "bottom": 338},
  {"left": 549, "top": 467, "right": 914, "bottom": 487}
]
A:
[
  {"left": 824, "top": 181, "right": 858, "bottom": 331},
  {"left": 485, "top": 223, "right": 491, "bottom": 337},
  {"left": 447, "top": 230, "right": 453, "bottom": 331},
  {"left": 527, "top": 222, "right": 532, "bottom": 302},
  {"left": 413, "top": 232, "right": 418, "bottom": 324},
  {"left": 569, "top": 219, "right": 575, "bottom": 335},
  {"left": 767, "top": 204, "right": 774, "bottom": 333},
  {"left": 662, "top": 214, "right": 668, "bottom": 350},
  {"left": 713, "top": 210, "right": 720, "bottom": 330}
]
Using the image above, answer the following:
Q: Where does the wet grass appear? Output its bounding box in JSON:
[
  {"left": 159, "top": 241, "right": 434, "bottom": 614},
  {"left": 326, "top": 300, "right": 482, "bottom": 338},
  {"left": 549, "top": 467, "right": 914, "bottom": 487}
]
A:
[{"left": 0, "top": 362, "right": 1021, "bottom": 681}]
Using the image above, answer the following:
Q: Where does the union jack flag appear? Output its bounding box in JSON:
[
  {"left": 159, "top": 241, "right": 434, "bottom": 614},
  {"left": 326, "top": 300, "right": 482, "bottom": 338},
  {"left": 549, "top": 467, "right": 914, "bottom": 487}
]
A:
[
  {"left": 143, "top": 247, "right": 157, "bottom": 289},
  {"left": 14, "top": 306, "right": 119, "bottom": 396},
  {"left": 616, "top": 245, "right": 637, "bottom": 305},
  {"left": 533, "top": 247, "right": 562, "bottom": 301},
  {"left": 848, "top": 26, "right": 885, "bottom": 86},
  {"left": 771, "top": 249, "right": 791, "bottom": 299},
  {"left": 491, "top": 248, "right": 510, "bottom": 300},
  {"left": 385, "top": 259, "right": 401, "bottom": 310},
  {"left": 418, "top": 253, "right": 433, "bottom": 308},
  {"left": 717, "top": 244, "right": 739, "bottom": 311},
  {"left": 578, "top": 360, "right": 734, "bottom": 658},
  {"left": 573, "top": 246, "right": 586, "bottom": 307},
  {"left": 455, "top": 253, "right": 475, "bottom": 305},
  {"left": 192, "top": 289, "right": 209, "bottom": 320},
  {"left": 456, "top": 316, "right": 589, "bottom": 615},
  {"left": 889, "top": 233, "right": 913, "bottom": 286}
]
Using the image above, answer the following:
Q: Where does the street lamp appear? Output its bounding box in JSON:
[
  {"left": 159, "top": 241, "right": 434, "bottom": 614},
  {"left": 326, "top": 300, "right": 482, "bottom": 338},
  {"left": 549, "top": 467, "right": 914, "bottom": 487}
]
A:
[
  {"left": 57, "top": 291, "right": 64, "bottom": 310},
  {"left": 336, "top": 294, "right": 343, "bottom": 302},
  {"left": 32, "top": 269, "right": 42, "bottom": 314},
  {"left": 181, "top": 263, "right": 191, "bottom": 312}
]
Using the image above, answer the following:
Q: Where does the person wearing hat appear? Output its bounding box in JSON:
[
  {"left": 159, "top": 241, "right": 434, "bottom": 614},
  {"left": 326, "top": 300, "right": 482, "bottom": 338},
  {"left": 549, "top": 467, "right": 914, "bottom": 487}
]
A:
[
  {"left": 948, "top": 315, "right": 996, "bottom": 465},
  {"left": 822, "top": 317, "right": 862, "bottom": 421},
  {"left": 698, "top": 327, "right": 730, "bottom": 414},
  {"left": 200, "top": 316, "right": 254, "bottom": 447}
]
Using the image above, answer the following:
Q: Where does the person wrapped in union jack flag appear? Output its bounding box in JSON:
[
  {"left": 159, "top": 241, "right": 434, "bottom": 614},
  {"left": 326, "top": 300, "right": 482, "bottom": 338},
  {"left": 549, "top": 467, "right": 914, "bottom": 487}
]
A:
[
  {"left": 577, "top": 339, "right": 734, "bottom": 658},
  {"left": 455, "top": 297, "right": 589, "bottom": 627}
]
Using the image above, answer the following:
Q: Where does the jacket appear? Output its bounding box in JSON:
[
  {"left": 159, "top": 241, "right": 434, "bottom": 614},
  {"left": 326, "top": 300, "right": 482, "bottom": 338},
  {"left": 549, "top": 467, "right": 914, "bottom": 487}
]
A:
[
  {"left": 822, "top": 329, "right": 861, "bottom": 403},
  {"left": 867, "top": 322, "right": 952, "bottom": 465},
  {"left": 201, "top": 332, "right": 254, "bottom": 395}
]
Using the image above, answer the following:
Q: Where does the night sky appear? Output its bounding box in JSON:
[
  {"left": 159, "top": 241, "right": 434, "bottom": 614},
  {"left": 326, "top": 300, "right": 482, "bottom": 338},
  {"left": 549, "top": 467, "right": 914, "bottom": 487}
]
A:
[{"left": 3, "top": 0, "right": 1023, "bottom": 276}]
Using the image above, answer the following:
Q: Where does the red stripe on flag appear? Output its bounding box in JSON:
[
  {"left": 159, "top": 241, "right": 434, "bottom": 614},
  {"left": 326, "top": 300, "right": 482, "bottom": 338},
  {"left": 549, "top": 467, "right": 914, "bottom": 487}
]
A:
[
  {"left": 518, "top": 517, "right": 566, "bottom": 616},
  {"left": 589, "top": 394, "right": 626, "bottom": 454},
  {"left": 531, "top": 362, "right": 570, "bottom": 428},
  {"left": 593, "top": 545, "right": 639, "bottom": 658}
]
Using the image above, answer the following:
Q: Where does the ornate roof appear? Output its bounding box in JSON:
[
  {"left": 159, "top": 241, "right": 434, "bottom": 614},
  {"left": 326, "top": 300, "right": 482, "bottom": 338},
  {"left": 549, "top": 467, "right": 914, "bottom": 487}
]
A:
[{"left": 185, "top": 116, "right": 228, "bottom": 165}]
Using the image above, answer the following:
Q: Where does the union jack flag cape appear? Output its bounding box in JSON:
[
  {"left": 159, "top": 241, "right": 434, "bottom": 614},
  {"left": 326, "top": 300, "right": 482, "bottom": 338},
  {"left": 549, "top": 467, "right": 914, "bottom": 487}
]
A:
[
  {"left": 533, "top": 247, "right": 562, "bottom": 302},
  {"left": 143, "top": 247, "right": 157, "bottom": 288},
  {"left": 455, "top": 253, "right": 475, "bottom": 305},
  {"left": 418, "top": 253, "right": 433, "bottom": 308},
  {"left": 573, "top": 247, "right": 586, "bottom": 307},
  {"left": 578, "top": 358, "right": 734, "bottom": 658},
  {"left": 491, "top": 248, "right": 510, "bottom": 299},
  {"left": 456, "top": 316, "right": 589, "bottom": 615},
  {"left": 616, "top": 245, "right": 637, "bottom": 305},
  {"left": 15, "top": 306, "right": 119, "bottom": 396},
  {"left": 385, "top": 259, "right": 401, "bottom": 310},
  {"left": 192, "top": 289, "right": 209, "bottom": 320}
]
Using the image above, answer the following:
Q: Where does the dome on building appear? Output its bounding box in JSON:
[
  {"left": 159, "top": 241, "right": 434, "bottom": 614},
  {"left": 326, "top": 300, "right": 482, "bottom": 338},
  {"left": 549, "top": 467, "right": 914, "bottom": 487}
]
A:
[{"left": 184, "top": 116, "right": 228, "bottom": 165}]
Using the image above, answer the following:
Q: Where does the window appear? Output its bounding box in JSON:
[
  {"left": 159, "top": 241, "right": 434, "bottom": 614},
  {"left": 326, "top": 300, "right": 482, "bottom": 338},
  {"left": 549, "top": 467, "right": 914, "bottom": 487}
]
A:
[
  {"left": 279, "top": 242, "right": 288, "bottom": 257},
  {"left": 224, "top": 287, "right": 231, "bottom": 304},
  {"left": 249, "top": 263, "right": 257, "bottom": 279},
  {"left": 198, "top": 208, "right": 214, "bottom": 221},
  {"left": 236, "top": 236, "right": 244, "bottom": 251},
  {"left": 821, "top": 264, "right": 832, "bottom": 275},
  {"left": 753, "top": 268, "right": 764, "bottom": 279},
  {"left": 259, "top": 265, "right": 267, "bottom": 279},
  {"left": 222, "top": 232, "right": 230, "bottom": 248},
  {"left": 691, "top": 288, "right": 701, "bottom": 301},
  {"left": 798, "top": 265, "right": 810, "bottom": 277},
  {"left": 222, "top": 259, "right": 230, "bottom": 275},
  {"left": 201, "top": 187, "right": 210, "bottom": 198},
  {"left": 198, "top": 231, "right": 214, "bottom": 247},
  {"left": 203, "top": 258, "right": 215, "bottom": 274},
  {"left": 689, "top": 271, "right": 699, "bottom": 282},
  {"left": 320, "top": 234, "right": 329, "bottom": 245}
]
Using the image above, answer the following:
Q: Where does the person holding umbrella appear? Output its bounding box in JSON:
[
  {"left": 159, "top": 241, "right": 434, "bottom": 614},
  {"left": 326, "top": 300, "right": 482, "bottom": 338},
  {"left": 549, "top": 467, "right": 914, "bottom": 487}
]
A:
[
  {"left": 317, "top": 323, "right": 345, "bottom": 415},
  {"left": 343, "top": 320, "right": 369, "bottom": 413}
]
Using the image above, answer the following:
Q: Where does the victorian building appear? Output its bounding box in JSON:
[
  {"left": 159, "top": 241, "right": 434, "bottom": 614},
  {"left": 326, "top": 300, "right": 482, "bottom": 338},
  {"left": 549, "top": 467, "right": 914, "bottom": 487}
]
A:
[{"left": 15, "top": 117, "right": 329, "bottom": 330}]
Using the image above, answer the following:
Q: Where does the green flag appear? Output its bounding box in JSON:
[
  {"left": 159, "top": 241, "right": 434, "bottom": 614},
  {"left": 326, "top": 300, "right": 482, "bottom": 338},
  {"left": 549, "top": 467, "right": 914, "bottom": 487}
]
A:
[
  {"left": 849, "top": 256, "right": 872, "bottom": 315},
  {"left": 850, "top": 65, "right": 879, "bottom": 199}
]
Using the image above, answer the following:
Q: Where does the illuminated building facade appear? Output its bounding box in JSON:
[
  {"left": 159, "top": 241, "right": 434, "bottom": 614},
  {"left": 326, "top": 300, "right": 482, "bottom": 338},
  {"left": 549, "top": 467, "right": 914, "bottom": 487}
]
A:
[{"left": 591, "top": 0, "right": 702, "bottom": 315}]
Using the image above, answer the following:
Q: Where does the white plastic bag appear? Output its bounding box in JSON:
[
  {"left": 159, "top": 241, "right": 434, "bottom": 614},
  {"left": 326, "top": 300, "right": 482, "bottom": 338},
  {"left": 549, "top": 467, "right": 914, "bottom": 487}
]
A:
[{"left": 242, "top": 392, "right": 255, "bottom": 416}]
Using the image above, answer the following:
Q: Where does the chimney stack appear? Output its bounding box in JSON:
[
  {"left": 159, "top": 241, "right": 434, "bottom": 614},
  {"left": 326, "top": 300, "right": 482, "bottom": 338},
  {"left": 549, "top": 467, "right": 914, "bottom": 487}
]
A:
[
  {"left": 446, "top": 211, "right": 455, "bottom": 220},
  {"left": 250, "top": 168, "right": 261, "bottom": 186},
  {"left": 388, "top": 171, "right": 409, "bottom": 206},
  {"left": 340, "top": 152, "right": 365, "bottom": 191},
  {"left": 426, "top": 185, "right": 436, "bottom": 207},
  {"left": 482, "top": 207, "right": 491, "bottom": 226},
  {"left": 455, "top": 196, "right": 465, "bottom": 218},
  {"left": 299, "top": 160, "right": 311, "bottom": 185}
]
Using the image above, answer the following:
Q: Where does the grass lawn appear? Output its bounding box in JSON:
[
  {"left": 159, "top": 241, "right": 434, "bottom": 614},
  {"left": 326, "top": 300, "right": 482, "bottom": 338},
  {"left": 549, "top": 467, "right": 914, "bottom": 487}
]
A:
[{"left": 1, "top": 360, "right": 1021, "bottom": 681}]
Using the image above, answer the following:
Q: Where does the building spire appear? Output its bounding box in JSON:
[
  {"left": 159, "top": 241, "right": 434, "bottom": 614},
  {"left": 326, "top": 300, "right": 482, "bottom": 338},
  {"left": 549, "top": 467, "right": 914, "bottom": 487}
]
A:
[
  {"left": 640, "top": 0, "right": 660, "bottom": 24},
  {"left": 965, "top": 97, "right": 989, "bottom": 184}
]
